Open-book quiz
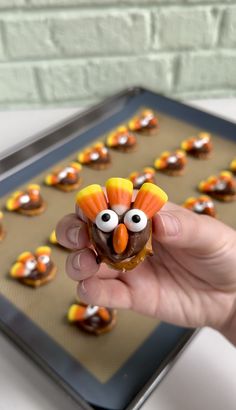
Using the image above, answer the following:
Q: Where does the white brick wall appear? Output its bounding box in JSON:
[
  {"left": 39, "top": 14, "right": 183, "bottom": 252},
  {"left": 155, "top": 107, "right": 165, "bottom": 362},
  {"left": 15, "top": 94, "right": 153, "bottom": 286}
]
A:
[{"left": 0, "top": 1, "right": 235, "bottom": 107}]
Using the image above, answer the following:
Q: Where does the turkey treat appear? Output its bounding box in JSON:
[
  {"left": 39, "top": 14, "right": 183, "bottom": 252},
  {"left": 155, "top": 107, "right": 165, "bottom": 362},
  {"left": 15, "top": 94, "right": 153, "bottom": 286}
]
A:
[
  {"left": 5, "top": 184, "right": 46, "bottom": 216},
  {"left": 129, "top": 167, "right": 155, "bottom": 189},
  {"left": 198, "top": 171, "right": 236, "bottom": 202},
  {"left": 68, "top": 302, "right": 117, "bottom": 335},
  {"left": 154, "top": 150, "right": 187, "bottom": 176},
  {"left": 181, "top": 132, "right": 213, "bottom": 159},
  {"left": 44, "top": 162, "right": 82, "bottom": 192},
  {"left": 128, "top": 109, "right": 158, "bottom": 134},
  {"left": 76, "top": 177, "right": 168, "bottom": 272},
  {"left": 77, "top": 142, "right": 111, "bottom": 169},
  {"left": 106, "top": 126, "right": 137, "bottom": 152},
  {"left": 9, "top": 246, "right": 56, "bottom": 288},
  {"left": 229, "top": 158, "right": 236, "bottom": 174},
  {"left": 183, "top": 196, "right": 216, "bottom": 217},
  {"left": 0, "top": 211, "right": 5, "bottom": 241}
]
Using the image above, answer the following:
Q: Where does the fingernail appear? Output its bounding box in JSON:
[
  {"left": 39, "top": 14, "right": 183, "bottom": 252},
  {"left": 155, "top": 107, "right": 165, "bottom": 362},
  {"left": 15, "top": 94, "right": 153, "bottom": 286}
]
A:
[
  {"left": 67, "top": 226, "right": 80, "bottom": 246},
  {"left": 79, "top": 280, "right": 87, "bottom": 295},
  {"left": 72, "top": 252, "right": 81, "bottom": 269},
  {"left": 158, "top": 213, "right": 180, "bottom": 236}
]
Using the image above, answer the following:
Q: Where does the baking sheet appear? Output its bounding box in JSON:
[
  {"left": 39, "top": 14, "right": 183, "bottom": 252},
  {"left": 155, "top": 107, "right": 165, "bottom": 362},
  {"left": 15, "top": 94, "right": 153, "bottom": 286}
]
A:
[{"left": 0, "top": 88, "right": 235, "bottom": 410}]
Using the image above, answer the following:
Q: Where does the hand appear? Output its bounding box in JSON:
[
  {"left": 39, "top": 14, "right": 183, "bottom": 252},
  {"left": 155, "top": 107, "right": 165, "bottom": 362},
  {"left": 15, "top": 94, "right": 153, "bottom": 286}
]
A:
[{"left": 56, "top": 202, "right": 236, "bottom": 345}]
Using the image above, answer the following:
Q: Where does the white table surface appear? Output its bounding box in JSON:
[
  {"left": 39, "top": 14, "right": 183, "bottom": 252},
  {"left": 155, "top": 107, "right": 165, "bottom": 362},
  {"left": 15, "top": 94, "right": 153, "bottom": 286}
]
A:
[{"left": 0, "top": 98, "right": 236, "bottom": 410}]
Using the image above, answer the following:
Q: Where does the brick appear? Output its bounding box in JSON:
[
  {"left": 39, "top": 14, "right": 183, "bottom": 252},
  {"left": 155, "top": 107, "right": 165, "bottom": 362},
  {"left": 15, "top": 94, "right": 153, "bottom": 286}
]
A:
[
  {"left": 4, "top": 18, "right": 59, "bottom": 59},
  {"left": 0, "top": 0, "right": 25, "bottom": 7},
  {"left": 220, "top": 6, "right": 236, "bottom": 48},
  {"left": 0, "top": 25, "right": 5, "bottom": 61},
  {"left": 50, "top": 11, "right": 150, "bottom": 57},
  {"left": 153, "top": 7, "right": 220, "bottom": 50},
  {"left": 176, "top": 52, "right": 236, "bottom": 92},
  {"left": 27, "top": 0, "right": 182, "bottom": 6},
  {"left": 87, "top": 56, "right": 174, "bottom": 96},
  {"left": 4, "top": 11, "right": 150, "bottom": 59},
  {"left": 27, "top": 0, "right": 236, "bottom": 5},
  {"left": 37, "top": 63, "right": 89, "bottom": 102},
  {"left": 0, "top": 65, "right": 39, "bottom": 102}
]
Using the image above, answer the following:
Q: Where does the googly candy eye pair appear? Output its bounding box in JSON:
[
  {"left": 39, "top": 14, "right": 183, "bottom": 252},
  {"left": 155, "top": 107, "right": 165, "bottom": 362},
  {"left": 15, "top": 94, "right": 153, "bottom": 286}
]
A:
[
  {"left": 95, "top": 208, "right": 147, "bottom": 233},
  {"left": 76, "top": 177, "right": 168, "bottom": 271}
]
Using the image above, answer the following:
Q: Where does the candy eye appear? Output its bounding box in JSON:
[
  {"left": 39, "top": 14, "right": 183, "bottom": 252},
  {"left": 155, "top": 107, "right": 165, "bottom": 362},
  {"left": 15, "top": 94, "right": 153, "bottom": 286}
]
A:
[
  {"left": 124, "top": 209, "right": 147, "bottom": 232},
  {"left": 95, "top": 210, "right": 119, "bottom": 233},
  {"left": 38, "top": 255, "right": 50, "bottom": 264},
  {"left": 26, "top": 258, "right": 37, "bottom": 271}
]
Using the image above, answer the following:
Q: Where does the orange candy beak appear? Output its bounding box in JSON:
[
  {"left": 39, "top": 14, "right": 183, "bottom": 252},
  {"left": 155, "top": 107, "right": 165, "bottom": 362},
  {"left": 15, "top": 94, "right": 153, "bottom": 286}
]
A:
[
  {"left": 113, "top": 223, "right": 128, "bottom": 254},
  {"left": 37, "top": 261, "right": 47, "bottom": 273}
]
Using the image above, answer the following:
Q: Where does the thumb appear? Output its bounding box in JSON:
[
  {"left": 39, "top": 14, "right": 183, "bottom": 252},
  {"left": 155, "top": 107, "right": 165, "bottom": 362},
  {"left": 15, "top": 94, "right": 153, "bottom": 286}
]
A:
[{"left": 152, "top": 204, "right": 235, "bottom": 254}]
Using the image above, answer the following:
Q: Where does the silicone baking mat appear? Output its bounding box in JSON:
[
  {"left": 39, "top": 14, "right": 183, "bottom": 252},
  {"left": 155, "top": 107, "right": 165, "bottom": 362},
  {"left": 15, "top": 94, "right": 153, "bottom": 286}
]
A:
[{"left": 0, "top": 88, "right": 235, "bottom": 410}]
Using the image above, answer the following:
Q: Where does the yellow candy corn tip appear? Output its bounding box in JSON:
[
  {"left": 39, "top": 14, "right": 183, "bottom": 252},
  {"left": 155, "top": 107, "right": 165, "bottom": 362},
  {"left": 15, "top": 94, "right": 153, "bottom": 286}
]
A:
[
  {"left": 199, "top": 132, "right": 211, "bottom": 139},
  {"left": 44, "top": 175, "right": 53, "bottom": 185},
  {"left": 28, "top": 184, "right": 40, "bottom": 191},
  {"left": 106, "top": 134, "right": 114, "bottom": 146},
  {"left": 12, "top": 191, "right": 22, "bottom": 199},
  {"left": 35, "top": 246, "right": 51, "bottom": 255},
  {"left": 18, "top": 251, "right": 32, "bottom": 262},
  {"left": 154, "top": 159, "right": 162, "bottom": 168},
  {"left": 128, "top": 119, "right": 136, "bottom": 127},
  {"left": 49, "top": 230, "right": 58, "bottom": 244},
  {"left": 181, "top": 141, "right": 188, "bottom": 149},
  {"left": 200, "top": 195, "right": 211, "bottom": 201},
  {"left": 144, "top": 167, "right": 155, "bottom": 173},
  {"left": 162, "top": 151, "right": 170, "bottom": 156},
  {"left": 207, "top": 176, "right": 216, "bottom": 182},
  {"left": 186, "top": 197, "right": 196, "bottom": 203},
  {"left": 6, "top": 198, "right": 18, "bottom": 211},
  {"left": 176, "top": 149, "right": 185, "bottom": 156},
  {"left": 105, "top": 177, "right": 133, "bottom": 194},
  {"left": 10, "top": 262, "right": 24, "bottom": 278},
  {"left": 76, "top": 184, "right": 103, "bottom": 203},
  {"left": 118, "top": 126, "right": 128, "bottom": 132},
  {"left": 0, "top": 211, "right": 3, "bottom": 219},
  {"left": 198, "top": 181, "right": 205, "bottom": 190},
  {"left": 140, "top": 183, "right": 168, "bottom": 203},
  {"left": 143, "top": 109, "right": 153, "bottom": 115},
  {"left": 220, "top": 171, "right": 232, "bottom": 177},
  {"left": 71, "top": 162, "right": 82, "bottom": 171},
  {"left": 67, "top": 305, "right": 79, "bottom": 322},
  {"left": 94, "top": 142, "right": 104, "bottom": 148},
  {"left": 77, "top": 153, "right": 84, "bottom": 163}
]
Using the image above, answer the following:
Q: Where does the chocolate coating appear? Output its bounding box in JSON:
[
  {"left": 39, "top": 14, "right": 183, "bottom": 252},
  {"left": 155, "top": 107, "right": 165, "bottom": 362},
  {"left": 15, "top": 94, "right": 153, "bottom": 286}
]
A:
[
  {"left": 165, "top": 156, "right": 184, "bottom": 170},
  {"left": 59, "top": 175, "right": 79, "bottom": 185},
  {"left": 76, "top": 307, "right": 115, "bottom": 335},
  {"left": 190, "top": 200, "right": 216, "bottom": 217},
  {"left": 91, "top": 217, "right": 151, "bottom": 263},
  {"left": 208, "top": 180, "right": 235, "bottom": 197},
  {"left": 20, "top": 196, "right": 44, "bottom": 210},
  {"left": 25, "top": 261, "right": 53, "bottom": 281}
]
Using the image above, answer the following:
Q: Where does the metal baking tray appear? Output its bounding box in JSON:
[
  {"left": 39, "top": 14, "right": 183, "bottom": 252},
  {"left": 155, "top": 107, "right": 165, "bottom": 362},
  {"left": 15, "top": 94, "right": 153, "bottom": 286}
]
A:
[{"left": 0, "top": 87, "right": 235, "bottom": 410}]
